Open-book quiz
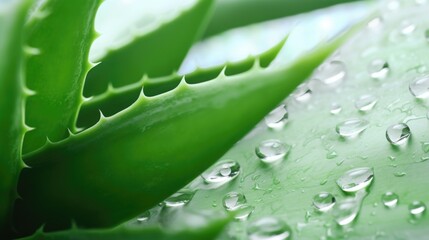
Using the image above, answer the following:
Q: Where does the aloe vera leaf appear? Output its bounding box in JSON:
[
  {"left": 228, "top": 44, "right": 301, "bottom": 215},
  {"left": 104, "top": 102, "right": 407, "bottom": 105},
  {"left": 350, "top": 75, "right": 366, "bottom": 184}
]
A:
[
  {"left": 15, "top": 23, "right": 358, "bottom": 233},
  {"left": 82, "top": 0, "right": 215, "bottom": 97},
  {"left": 204, "top": 0, "right": 362, "bottom": 38},
  {"left": 0, "top": 0, "right": 32, "bottom": 234},
  {"left": 173, "top": 2, "right": 429, "bottom": 239},
  {"left": 22, "top": 0, "right": 101, "bottom": 154},
  {"left": 76, "top": 36, "right": 287, "bottom": 129}
]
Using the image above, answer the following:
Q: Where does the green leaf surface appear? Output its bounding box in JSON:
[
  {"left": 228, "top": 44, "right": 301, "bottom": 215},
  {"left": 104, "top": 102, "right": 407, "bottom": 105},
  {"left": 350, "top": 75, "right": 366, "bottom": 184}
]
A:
[
  {"left": 204, "top": 0, "right": 362, "bottom": 38},
  {"left": 23, "top": 0, "right": 101, "bottom": 154},
  {"left": 0, "top": 0, "right": 31, "bottom": 234},
  {"left": 76, "top": 36, "right": 287, "bottom": 129},
  {"left": 83, "top": 0, "right": 214, "bottom": 97},
  {"left": 160, "top": 1, "right": 429, "bottom": 239},
  {"left": 16, "top": 25, "right": 353, "bottom": 234}
]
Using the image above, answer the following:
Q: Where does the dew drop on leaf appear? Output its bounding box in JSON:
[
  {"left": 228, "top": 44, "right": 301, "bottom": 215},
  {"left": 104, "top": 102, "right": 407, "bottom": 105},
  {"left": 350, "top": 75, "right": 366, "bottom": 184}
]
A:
[
  {"left": 326, "top": 150, "right": 338, "bottom": 159},
  {"left": 368, "top": 59, "right": 389, "bottom": 80},
  {"left": 247, "top": 217, "right": 292, "bottom": 240},
  {"left": 355, "top": 94, "right": 378, "bottom": 112},
  {"left": 330, "top": 102, "right": 342, "bottom": 115},
  {"left": 136, "top": 211, "right": 151, "bottom": 222},
  {"left": 386, "top": 123, "right": 411, "bottom": 145},
  {"left": 163, "top": 189, "right": 195, "bottom": 207},
  {"left": 400, "top": 21, "right": 416, "bottom": 35},
  {"left": 333, "top": 198, "right": 359, "bottom": 226},
  {"left": 421, "top": 142, "right": 429, "bottom": 153},
  {"left": 313, "top": 192, "right": 336, "bottom": 212},
  {"left": 255, "top": 140, "right": 290, "bottom": 164},
  {"left": 409, "top": 75, "right": 429, "bottom": 98},
  {"left": 335, "top": 119, "right": 369, "bottom": 137},
  {"left": 202, "top": 160, "right": 240, "bottom": 184},
  {"left": 315, "top": 60, "right": 346, "bottom": 86},
  {"left": 265, "top": 104, "right": 288, "bottom": 129},
  {"left": 293, "top": 84, "right": 312, "bottom": 102},
  {"left": 409, "top": 201, "right": 426, "bottom": 218},
  {"left": 336, "top": 167, "right": 374, "bottom": 193},
  {"left": 367, "top": 16, "right": 383, "bottom": 30},
  {"left": 234, "top": 205, "right": 255, "bottom": 221},
  {"left": 381, "top": 192, "right": 399, "bottom": 208},
  {"left": 223, "top": 192, "right": 247, "bottom": 211}
]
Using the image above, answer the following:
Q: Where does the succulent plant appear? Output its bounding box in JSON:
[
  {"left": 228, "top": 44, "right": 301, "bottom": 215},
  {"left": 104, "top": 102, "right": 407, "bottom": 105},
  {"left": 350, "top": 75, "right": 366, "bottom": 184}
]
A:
[{"left": 1, "top": 0, "right": 428, "bottom": 239}]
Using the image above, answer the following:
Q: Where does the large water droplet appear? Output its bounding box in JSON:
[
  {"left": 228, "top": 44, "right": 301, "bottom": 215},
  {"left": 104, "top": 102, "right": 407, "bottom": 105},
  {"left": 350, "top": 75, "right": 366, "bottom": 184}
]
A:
[
  {"left": 336, "top": 167, "right": 374, "bottom": 193},
  {"left": 355, "top": 95, "right": 378, "bottom": 112},
  {"left": 315, "top": 61, "right": 346, "bottom": 86},
  {"left": 333, "top": 198, "right": 359, "bottom": 226},
  {"left": 330, "top": 102, "right": 342, "bottom": 115},
  {"left": 265, "top": 104, "right": 288, "bottom": 129},
  {"left": 368, "top": 59, "right": 389, "bottom": 79},
  {"left": 247, "top": 217, "right": 292, "bottom": 240},
  {"left": 313, "top": 192, "right": 336, "bottom": 212},
  {"left": 223, "top": 192, "right": 247, "bottom": 211},
  {"left": 409, "top": 75, "right": 429, "bottom": 98},
  {"left": 382, "top": 192, "right": 399, "bottom": 208},
  {"left": 255, "top": 140, "right": 290, "bottom": 164},
  {"left": 335, "top": 119, "right": 369, "bottom": 137},
  {"left": 163, "top": 189, "right": 195, "bottom": 207},
  {"left": 386, "top": 123, "right": 411, "bottom": 145},
  {"left": 293, "top": 84, "right": 312, "bottom": 102},
  {"left": 409, "top": 201, "right": 426, "bottom": 218},
  {"left": 202, "top": 160, "right": 240, "bottom": 184}
]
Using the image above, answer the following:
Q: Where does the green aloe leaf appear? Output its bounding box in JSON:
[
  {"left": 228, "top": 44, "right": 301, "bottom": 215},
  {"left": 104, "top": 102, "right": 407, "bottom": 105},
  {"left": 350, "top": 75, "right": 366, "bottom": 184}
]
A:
[
  {"left": 204, "top": 0, "right": 362, "bottom": 38},
  {"left": 82, "top": 0, "right": 214, "bottom": 97},
  {"left": 23, "top": 0, "right": 101, "bottom": 154},
  {"left": 20, "top": 211, "right": 230, "bottom": 240},
  {"left": 16, "top": 25, "right": 355, "bottom": 234},
  {"left": 76, "top": 36, "right": 287, "bottom": 129},
  {"left": 0, "top": 0, "right": 32, "bottom": 234},
  {"left": 160, "top": 1, "right": 429, "bottom": 239}
]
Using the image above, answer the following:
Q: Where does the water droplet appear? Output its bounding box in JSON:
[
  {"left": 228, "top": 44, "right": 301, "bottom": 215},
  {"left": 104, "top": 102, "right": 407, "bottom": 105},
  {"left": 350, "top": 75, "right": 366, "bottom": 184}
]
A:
[
  {"left": 330, "top": 102, "right": 342, "bottom": 115},
  {"left": 255, "top": 140, "right": 290, "bottom": 164},
  {"left": 355, "top": 95, "right": 378, "bottom": 112},
  {"left": 409, "top": 75, "right": 429, "bottom": 98},
  {"left": 247, "top": 217, "right": 292, "bottom": 240},
  {"left": 163, "top": 189, "right": 195, "bottom": 207},
  {"left": 367, "top": 16, "right": 383, "bottom": 29},
  {"left": 381, "top": 192, "right": 399, "bottom": 208},
  {"left": 202, "top": 160, "right": 240, "bottom": 184},
  {"left": 315, "top": 61, "right": 346, "bottom": 86},
  {"left": 234, "top": 205, "right": 255, "bottom": 221},
  {"left": 393, "top": 171, "right": 406, "bottom": 177},
  {"left": 136, "top": 211, "right": 151, "bottom": 223},
  {"left": 333, "top": 198, "right": 359, "bottom": 226},
  {"left": 421, "top": 142, "right": 429, "bottom": 153},
  {"left": 409, "top": 201, "right": 426, "bottom": 218},
  {"left": 293, "top": 84, "right": 312, "bottom": 102},
  {"left": 386, "top": 123, "right": 411, "bottom": 145},
  {"left": 265, "top": 104, "right": 288, "bottom": 129},
  {"left": 326, "top": 150, "right": 338, "bottom": 159},
  {"left": 335, "top": 119, "right": 369, "bottom": 137},
  {"left": 400, "top": 21, "right": 416, "bottom": 35},
  {"left": 223, "top": 192, "right": 247, "bottom": 211},
  {"left": 368, "top": 59, "right": 389, "bottom": 79},
  {"left": 313, "top": 192, "right": 336, "bottom": 212},
  {"left": 336, "top": 167, "right": 374, "bottom": 193}
]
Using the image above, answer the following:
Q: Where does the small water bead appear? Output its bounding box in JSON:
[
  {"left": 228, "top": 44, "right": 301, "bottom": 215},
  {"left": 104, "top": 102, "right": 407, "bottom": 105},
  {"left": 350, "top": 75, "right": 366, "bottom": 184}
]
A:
[
  {"left": 368, "top": 59, "right": 389, "bottom": 79},
  {"left": 386, "top": 123, "right": 411, "bottom": 145},
  {"left": 333, "top": 198, "right": 359, "bottom": 226},
  {"left": 202, "top": 160, "right": 240, "bottom": 184},
  {"left": 393, "top": 171, "right": 406, "bottom": 177},
  {"left": 409, "top": 201, "right": 426, "bottom": 218},
  {"left": 336, "top": 167, "right": 374, "bottom": 193},
  {"left": 421, "top": 142, "right": 429, "bottom": 153},
  {"left": 326, "top": 150, "right": 338, "bottom": 159},
  {"left": 265, "top": 104, "right": 288, "bottom": 129},
  {"left": 367, "top": 16, "right": 383, "bottom": 30},
  {"left": 163, "top": 189, "right": 195, "bottom": 207},
  {"left": 400, "top": 21, "right": 416, "bottom": 36},
  {"left": 315, "top": 61, "right": 346, "bottom": 86},
  {"left": 330, "top": 102, "right": 342, "bottom": 115},
  {"left": 234, "top": 205, "right": 255, "bottom": 221},
  {"left": 255, "top": 140, "right": 290, "bottom": 164},
  {"left": 355, "top": 95, "right": 378, "bottom": 112},
  {"left": 247, "top": 217, "right": 292, "bottom": 240},
  {"left": 223, "top": 192, "right": 247, "bottom": 211},
  {"left": 293, "top": 84, "right": 312, "bottom": 102},
  {"left": 136, "top": 211, "right": 151, "bottom": 223},
  {"left": 409, "top": 75, "right": 429, "bottom": 98},
  {"left": 335, "top": 119, "right": 369, "bottom": 137},
  {"left": 381, "top": 192, "right": 399, "bottom": 208},
  {"left": 313, "top": 192, "right": 336, "bottom": 212}
]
